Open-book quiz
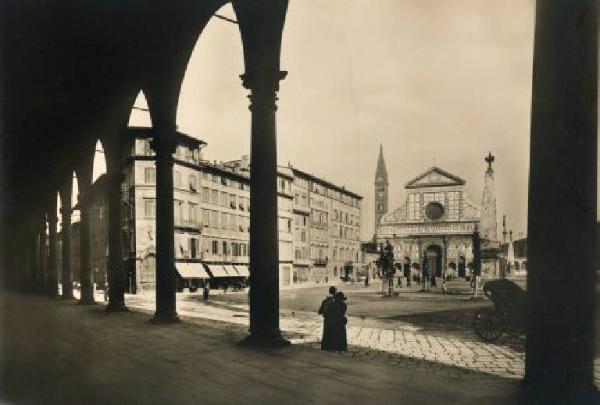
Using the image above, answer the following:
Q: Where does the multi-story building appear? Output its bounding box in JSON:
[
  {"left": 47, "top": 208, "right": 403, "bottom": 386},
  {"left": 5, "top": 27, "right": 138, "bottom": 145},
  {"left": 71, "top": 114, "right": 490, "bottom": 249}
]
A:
[
  {"left": 221, "top": 157, "right": 295, "bottom": 285},
  {"left": 123, "top": 127, "right": 208, "bottom": 291},
  {"left": 198, "top": 159, "right": 251, "bottom": 283},
  {"left": 291, "top": 168, "right": 363, "bottom": 283},
  {"left": 79, "top": 129, "right": 363, "bottom": 292},
  {"left": 291, "top": 174, "right": 311, "bottom": 283}
]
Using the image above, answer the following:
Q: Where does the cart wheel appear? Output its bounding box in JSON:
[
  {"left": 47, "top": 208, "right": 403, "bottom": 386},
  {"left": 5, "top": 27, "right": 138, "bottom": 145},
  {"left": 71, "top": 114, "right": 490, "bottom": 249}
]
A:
[{"left": 473, "top": 308, "right": 503, "bottom": 342}]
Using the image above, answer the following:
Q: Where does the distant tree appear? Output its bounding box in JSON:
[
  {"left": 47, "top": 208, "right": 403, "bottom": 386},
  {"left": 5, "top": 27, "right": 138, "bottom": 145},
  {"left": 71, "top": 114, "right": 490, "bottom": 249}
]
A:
[{"left": 376, "top": 240, "right": 396, "bottom": 296}]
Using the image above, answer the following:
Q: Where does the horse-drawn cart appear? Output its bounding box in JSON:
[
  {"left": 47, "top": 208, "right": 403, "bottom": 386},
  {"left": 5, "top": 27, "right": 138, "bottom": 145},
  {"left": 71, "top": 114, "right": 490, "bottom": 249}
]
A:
[{"left": 473, "top": 279, "right": 526, "bottom": 342}]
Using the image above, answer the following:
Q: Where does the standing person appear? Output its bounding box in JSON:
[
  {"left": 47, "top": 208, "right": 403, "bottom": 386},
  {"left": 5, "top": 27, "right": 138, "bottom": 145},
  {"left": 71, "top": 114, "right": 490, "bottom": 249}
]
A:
[
  {"left": 422, "top": 261, "right": 429, "bottom": 291},
  {"left": 203, "top": 281, "right": 210, "bottom": 301},
  {"left": 329, "top": 291, "right": 348, "bottom": 352},
  {"left": 319, "top": 286, "right": 337, "bottom": 351},
  {"left": 404, "top": 263, "right": 411, "bottom": 288}
]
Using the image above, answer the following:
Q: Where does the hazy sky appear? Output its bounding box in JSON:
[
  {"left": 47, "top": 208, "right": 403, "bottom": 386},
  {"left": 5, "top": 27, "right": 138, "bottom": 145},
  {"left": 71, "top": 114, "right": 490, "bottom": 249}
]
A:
[{"left": 128, "top": 0, "right": 538, "bottom": 241}]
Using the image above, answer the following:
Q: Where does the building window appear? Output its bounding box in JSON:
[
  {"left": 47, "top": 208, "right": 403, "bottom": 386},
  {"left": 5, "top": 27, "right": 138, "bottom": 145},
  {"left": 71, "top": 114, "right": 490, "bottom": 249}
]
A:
[
  {"left": 211, "top": 189, "right": 219, "bottom": 204},
  {"left": 144, "top": 167, "right": 156, "bottom": 184},
  {"left": 176, "top": 201, "right": 184, "bottom": 223},
  {"left": 202, "top": 209, "right": 210, "bottom": 227},
  {"left": 190, "top": 238, "right": 198, "bottom": 258},
  {"left": 174, "top": 171, "right": 182, "bottom": 187},
  {"left": 220, "top": 191, "right": 228, "bottom": 207},
  {"left": 143, "top": 140, "right": 152, "bottom": 155},
  {"left": 144, "top": 199, "right": 156, "bottom": 218},
  {"left": 222, "top": 241, "right": 228, "bottom": 256},
  {"left": 189, "top": 203, "right": 198, "bottom": 223},
  {"left": 229, "top": 194, "right": 237, "bottom": 209},
  {"left": 202, "top": 187, "right": 210, "bottom": 203},
  {"left": 221, "top": 212, "right": 228, "bottom": 229},
  {"left": 210, "top": 210, "right": 219, "bottom": 228},
  {"left": 189, "top": 175, "right": 197, "bottom": 192},
  {"left": 211, "top": 240, "right": 219, "bottom": 255}
]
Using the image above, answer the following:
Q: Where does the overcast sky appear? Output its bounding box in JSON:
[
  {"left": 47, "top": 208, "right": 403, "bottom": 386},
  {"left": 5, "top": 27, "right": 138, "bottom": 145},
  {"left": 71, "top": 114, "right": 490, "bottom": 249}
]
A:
[{"left": 126, "top": 0, "right": 538, "bottom": 241}]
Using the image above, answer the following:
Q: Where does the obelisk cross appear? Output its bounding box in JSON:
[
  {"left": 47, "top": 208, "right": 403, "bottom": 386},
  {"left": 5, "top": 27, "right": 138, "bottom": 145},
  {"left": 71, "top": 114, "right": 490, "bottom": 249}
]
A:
[{"left": 485, "top": 151, "right": 495, "bottom": 171}]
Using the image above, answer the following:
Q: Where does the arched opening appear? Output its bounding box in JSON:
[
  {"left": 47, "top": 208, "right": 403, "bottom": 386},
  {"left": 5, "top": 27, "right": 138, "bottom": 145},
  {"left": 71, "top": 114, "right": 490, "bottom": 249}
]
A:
[
  {"left": 92, "top": 139, "right": 107, "bottom": 184},
  {"left": 128, "top": 90, "right": 152, "bottom": 128},
  {"left": 177, "top": 4, "right": 246, "bottom": 160},
  {"left": 424, "top": 245, "right": 442, "bottom": 277}
]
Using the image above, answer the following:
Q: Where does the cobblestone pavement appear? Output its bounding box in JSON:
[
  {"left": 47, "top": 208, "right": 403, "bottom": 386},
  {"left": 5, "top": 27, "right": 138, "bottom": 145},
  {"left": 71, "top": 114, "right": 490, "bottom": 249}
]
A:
[
  {"left": 2, "top": 292, "right": 523, "bottom": 405},
  {"left": 99, "top": 290, "right": 600, "bottom": 386}
]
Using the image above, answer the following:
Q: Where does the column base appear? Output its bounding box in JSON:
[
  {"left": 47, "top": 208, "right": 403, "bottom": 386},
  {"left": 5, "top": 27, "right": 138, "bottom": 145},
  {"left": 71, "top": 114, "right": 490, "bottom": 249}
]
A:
[
  {"left": 149, "top": 311, "right": 180, "bottom": 324},
  {"left": 78, "top": 298, "right": 96, "bottom": 306},
  {"left": 520, "top": 377, "right": 599, "bottom": 404},
  {"left": 105, "top": 302, "right": 128, "bottom": 312},
  {"left": 60, "top": 294, "right": 75, "bottom": 300},
  {"left": 239, "top": 331, "right": 290, "bottom": 349}
]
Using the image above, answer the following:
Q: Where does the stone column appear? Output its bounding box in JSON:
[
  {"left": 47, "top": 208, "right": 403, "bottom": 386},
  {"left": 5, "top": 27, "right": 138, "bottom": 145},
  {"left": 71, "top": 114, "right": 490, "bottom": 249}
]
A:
[
  {"left": 241, "top": 70, "right": 288, "bottom": 345},
  {"left": 37, "top": 218, "right": 47, "bottom": 293},
  {"left": 526, "top": 0, "right": 597, "bottom": 401},
  {"left": 26, "top": 223, "right": 38, "bottom": 293},
  {"left": 78, "top": 193, "right": 95, "bottom": 305},
  {"left": 60, "top": 207, "right": 74, "bottom": 299},
  {"left": 47, "top": 212, "right": 59, "bottom": 297},
  {"left": 105, "top": 172, "right": 127, "bottom": 312},
  {"left": 150, "top": 133, "right": 179, "bottom": 323}
]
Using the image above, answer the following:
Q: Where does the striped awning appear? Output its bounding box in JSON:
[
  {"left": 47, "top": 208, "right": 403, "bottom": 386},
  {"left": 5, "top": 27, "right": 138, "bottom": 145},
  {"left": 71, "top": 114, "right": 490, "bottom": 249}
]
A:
[
  {"left": 234, "top": 265, "right": 250, "bottom": 277},
  {"left": 176, "top": 263, "right": 210, "bottom": 279},
  {"left": 223, "top": 265, "right": 239, "bottom": 276},
  {"left": 204, "top": 264, "right": 229, "bottom": 278}
]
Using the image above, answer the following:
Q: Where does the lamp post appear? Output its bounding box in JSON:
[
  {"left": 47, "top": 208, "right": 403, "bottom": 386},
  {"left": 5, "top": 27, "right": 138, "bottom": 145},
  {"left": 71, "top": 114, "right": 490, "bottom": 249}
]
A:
[{"left": 472, "top": 226, "right": 482, "bottom": 298}]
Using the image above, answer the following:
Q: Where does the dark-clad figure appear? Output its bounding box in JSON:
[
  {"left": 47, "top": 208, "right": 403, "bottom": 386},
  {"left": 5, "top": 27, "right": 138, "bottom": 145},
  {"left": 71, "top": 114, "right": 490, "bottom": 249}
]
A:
[
  {"left": 203, "top": 281, "right": 210, "bottom": 301},
  {"left": 319, "top": 286, "right": 337, "bottom": 350},
  {"left": 328, "top": 292, "right": 348, "bottom": 352}
]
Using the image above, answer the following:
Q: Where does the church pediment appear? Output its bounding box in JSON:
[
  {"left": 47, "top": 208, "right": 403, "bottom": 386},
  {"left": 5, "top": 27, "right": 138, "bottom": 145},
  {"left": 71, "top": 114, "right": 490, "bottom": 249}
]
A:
[{"left": 404, "top": 167, "right": 465, "bottom": 189}]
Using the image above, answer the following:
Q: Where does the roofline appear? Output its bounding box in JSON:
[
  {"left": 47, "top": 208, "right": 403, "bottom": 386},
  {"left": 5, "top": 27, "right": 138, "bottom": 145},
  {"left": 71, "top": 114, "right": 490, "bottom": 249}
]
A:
[
  {"left": 404, "top": 166, "right": 466, "bottom": 189},
  {"left": 200, "top": 161, "right": 249, "bottom": 182},
  {"left": 291, "top": 167, "right": 363, "bottom": 200},
  {"left": 124, "top": 126, "right": 207, "bottom": 148}
]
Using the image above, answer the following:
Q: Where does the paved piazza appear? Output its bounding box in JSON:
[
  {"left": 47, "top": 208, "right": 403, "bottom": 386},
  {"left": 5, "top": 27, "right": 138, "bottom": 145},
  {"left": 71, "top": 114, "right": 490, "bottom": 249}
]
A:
[{"left": 114, "top": 280, "right": 600, "bottom": 386}]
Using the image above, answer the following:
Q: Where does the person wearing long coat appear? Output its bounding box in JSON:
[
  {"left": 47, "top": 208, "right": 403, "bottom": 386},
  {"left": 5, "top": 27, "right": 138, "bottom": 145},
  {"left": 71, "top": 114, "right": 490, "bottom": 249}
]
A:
[
  {"left": 319, "top": 286, "right": 337, "bottom": 350},
  {"left": 324, "top": 292, "right": 348, "bottom": 352}
]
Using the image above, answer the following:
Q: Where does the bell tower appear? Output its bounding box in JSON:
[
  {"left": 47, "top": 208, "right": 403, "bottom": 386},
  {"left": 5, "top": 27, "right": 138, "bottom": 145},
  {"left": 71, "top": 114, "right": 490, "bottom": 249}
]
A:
[{"left": 374, "top": 144, "right": 389, "bottom": 238}]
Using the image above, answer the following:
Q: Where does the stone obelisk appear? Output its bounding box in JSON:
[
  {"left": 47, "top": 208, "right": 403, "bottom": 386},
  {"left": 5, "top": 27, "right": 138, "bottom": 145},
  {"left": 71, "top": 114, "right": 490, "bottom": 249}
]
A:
[{"left": 480, "top": 152, "right": 498, "bottom": 242}]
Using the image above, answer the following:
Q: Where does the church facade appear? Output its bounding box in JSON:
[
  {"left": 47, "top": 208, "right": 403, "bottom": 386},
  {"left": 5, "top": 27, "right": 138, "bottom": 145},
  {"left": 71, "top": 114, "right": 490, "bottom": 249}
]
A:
[
  {"left": 374, "top": 148, "right": 501, "bottom": 279},
  {"left": 376, "top": 166, "right": 480, "bottom": 277}
]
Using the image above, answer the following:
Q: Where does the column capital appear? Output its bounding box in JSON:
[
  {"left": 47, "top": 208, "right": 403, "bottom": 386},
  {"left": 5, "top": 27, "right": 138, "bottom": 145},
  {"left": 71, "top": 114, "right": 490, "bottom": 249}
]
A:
[
  {"left": 105, "top": 171, "right": 125, "bottom": 186},
  {"left": 38, "top": 219, "right": 47, "bottom": 233},
  {"left": 47, "top": 214, "right": 58, "bottom": 226},
  {"left": 240, "top": 69, "right": 287, "bottom": 92},
  {"left": 240, "top": 70, "right": 287, "bottom": 112},
  {"left": 77, "top": 191, "right": 93, "bottom": 209},
  {"left": 150, "top": 130, "right": 178, "bottom": 155}
]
